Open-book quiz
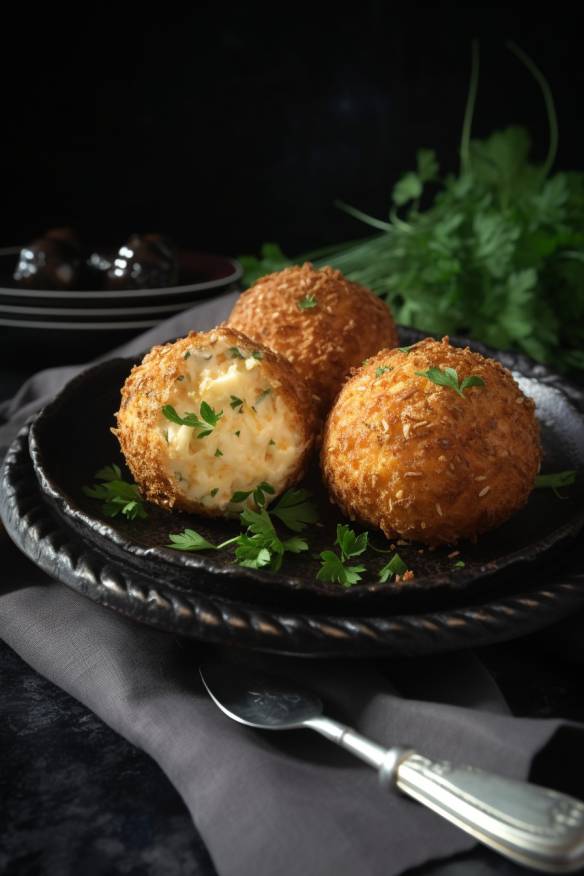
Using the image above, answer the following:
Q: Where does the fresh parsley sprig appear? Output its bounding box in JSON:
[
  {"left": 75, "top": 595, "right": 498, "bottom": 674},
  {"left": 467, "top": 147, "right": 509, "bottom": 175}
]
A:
[
  {"left": 162, "top": 402, "right": 223, "bottom": 438},
  {"left": 317, "top": 551, "right": 366, "bottom": 588},
  {"left": 335, "top": 523, "right": 368, "bottom": 561},
  {"left": 269, "top": 488, "right": 319, "bottom": 532},
  {"left": 535, "top": 469, "right": 577, "bottom": 498},
  {"left": 230, "top": 481, "right": 275, "bottom": 508},
  {"left": 316, "top": 523, "right": 369, "bottom": 588},
  {"left": 236, "top": 507, "right": 307, "bottom": 571},
  {"left": 415, "top": 367, "right": 485, "bottom": 398},
  {"left": 317, "top": 524, "right": 412, "bottom": 588},
  {"left": 378, "top": 553, "right": 408, "bottom": 583},
  {"left": 167, "top": 485, "right": 316, "bottom": 572},
  {"left": 83, "top": 464, "right": 147, "bottom": 520},
  {"left": 167, "top": 529, "right": 237, "bottom": 552},
  {"left": 535, "top": 470, "right": 576, "bottom": 489}
]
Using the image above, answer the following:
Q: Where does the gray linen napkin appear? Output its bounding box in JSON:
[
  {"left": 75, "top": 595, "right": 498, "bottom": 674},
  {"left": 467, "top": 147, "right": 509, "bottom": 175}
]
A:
[{"left": 1, "top": 292, "right": 582, "bottom": 876}]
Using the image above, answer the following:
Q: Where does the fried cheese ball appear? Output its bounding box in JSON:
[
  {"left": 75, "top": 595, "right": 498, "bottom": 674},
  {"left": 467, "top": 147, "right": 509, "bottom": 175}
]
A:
[
  {"left": 321, "top": 337, "right": 541, "bottom": 545},
  {"left": 114, "top": 326, "right": 315, "bottom": 516},
  {"left": 228, "top": 263, "right": 399, "bottom": 416}
]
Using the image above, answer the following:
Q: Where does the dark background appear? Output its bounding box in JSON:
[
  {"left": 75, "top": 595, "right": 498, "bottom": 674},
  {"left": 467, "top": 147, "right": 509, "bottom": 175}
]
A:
[{"left": 1, "top": 4, "right": 583, "bottom": 259}]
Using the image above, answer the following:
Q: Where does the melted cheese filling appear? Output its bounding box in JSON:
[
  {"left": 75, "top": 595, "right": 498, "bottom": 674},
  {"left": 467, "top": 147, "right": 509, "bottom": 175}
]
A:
[{"left": 160, "top": 339, "right": 306, "bottom": 510}]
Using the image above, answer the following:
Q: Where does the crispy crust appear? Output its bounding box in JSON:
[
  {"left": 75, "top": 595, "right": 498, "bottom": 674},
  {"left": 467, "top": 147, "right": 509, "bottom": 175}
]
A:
[
  {"left": 113, "top": 325, "right": 315, "bottom": 516},
  {"left": 321, "top": 337, "right": 542, "bottom": 546},
  {"left": 228, "top": 263, "right": 399, "bottom": 417}
]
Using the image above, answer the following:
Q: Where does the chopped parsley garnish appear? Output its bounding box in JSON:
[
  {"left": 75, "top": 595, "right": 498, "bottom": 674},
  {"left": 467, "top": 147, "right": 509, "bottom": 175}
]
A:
[
  {"left": 235, "top": 430, "right": 240, "bottom": 437},
  {"left": 168, "top": 530, "right": 221, "bottom": 552},
  {"left": 230, "top": 481, "right": 275, "bottom": 508},
  {"left": 335, "top": 523, "right": 368, "bottom": 561},
  {"left": 229, "top": 347, "right": 262, "bottom": 362},
  {"left": 183, "top": 351, "right": 191, "bottom": 360},
  {"left": 378, "top": 553, "right": 408, "bottom": 582},
  {"left": 235, "top": 507, "right": 307, "bottom": 571},
  {"left": 230, "top": 395, "right": 244, "bottom": 410},
  {"left": 317, "top": 552, "right": 366, "bottom": 588},
  {"left": 269, "top": 439, "right": 276, "bottom": 446},
  {"left": 214, "top": 448, "right": 223, "bottom": 457},
  {"left": 210, "top": 488, "right": 219, "bottom": 497},
  {"left": 535, "top": 470, "right": 576, "bottom": 497},
  {"left": 316, "top": 524, "right": 368, "bottom": 588},
  {"left": 176, "top": 374, "right": 185, "bottom": 382},
  {"left": 453, "top": 560, "right": 466, "bottom": 569},
  {"left": 298, "top": 294, "right": 318, "bottom": 310},
  {"left": 167, "top": 487, "right": 313, "bottom": 571},
  {"left": 270, "top": 488, "right": 319, "bottom": 532},
  {"left": 398, "top": 345, "right": 416, "bottom": 354},
  {"left": 535, "top": 470, "right": 576, "bottom": 489},
  {"left": 255, "top": 388, "right": 272, "bottom": 405},
  {"left": 415, "top": 367, "right": 485, "bottom": 397},
  {"left": 162, "top": 402, "right": 223, "bottom": 438},
  {"left": 83, "top": 464, "right": 147, "bottom": 520},
  {"left": 375, "top": 365, "right": 392, "bottom": 378}
]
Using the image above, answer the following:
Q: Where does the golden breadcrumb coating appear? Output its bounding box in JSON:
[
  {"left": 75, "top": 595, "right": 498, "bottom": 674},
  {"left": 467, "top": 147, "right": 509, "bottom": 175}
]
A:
[
  {"left": 228, "top": 263, "right": 399, "bottom": 416},
  {"left": 321, "top": 337, "right": 542, "bottom": 545},
  {"left": 114, "top": 326, "right": 315, "bottom": 517}
]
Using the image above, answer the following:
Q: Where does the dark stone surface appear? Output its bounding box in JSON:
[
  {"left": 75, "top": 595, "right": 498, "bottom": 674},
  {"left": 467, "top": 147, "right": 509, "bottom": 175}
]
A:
[{"left": 0, "top": 638, "right": 216, "bottom": 876}]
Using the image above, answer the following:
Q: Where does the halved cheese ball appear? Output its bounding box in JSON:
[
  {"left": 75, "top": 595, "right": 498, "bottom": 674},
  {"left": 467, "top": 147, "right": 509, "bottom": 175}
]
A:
[
  {"left": 114, "top": 326, "right": 315, "bottom": 516},
  {"left": 321, "top": 337, "right": 542, "bottom": 545},
  {"left": 228, "top": 262, "right": 399, "bottom": 417}
]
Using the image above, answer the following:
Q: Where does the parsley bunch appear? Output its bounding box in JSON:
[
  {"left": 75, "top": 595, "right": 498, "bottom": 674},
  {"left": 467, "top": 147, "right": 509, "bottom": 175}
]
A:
[{"left": 241, "top": 43, "right": 584, "bottom": 372}]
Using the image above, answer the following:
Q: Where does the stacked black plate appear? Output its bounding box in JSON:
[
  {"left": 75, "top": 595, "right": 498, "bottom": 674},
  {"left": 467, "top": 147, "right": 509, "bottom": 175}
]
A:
[{"left": 0, "top": 246, "right": 242, "bottom": 366}]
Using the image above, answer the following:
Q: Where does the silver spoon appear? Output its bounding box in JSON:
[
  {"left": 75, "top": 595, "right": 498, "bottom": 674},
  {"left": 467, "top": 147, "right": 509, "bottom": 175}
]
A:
[{"left": 200, "top": 662, "right": 584, "bottom": 873}]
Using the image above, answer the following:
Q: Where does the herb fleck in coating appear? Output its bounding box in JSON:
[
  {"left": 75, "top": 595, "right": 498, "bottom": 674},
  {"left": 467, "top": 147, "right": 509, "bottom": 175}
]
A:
[{"left": 321, "top": 337, "right": 542, "bottom": 545}]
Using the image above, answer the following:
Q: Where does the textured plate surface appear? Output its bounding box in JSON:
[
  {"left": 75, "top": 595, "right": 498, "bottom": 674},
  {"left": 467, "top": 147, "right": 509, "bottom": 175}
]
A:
[
  {"left": 27, "top": 329, "right": 584, "bottom": 611},
  {"left": 2, "top": 424, "right": 584, "bottom": 657}
]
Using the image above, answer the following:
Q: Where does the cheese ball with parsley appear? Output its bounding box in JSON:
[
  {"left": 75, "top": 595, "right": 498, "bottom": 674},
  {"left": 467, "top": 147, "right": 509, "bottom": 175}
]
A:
[
  {"left": 228, "top": 263, "right": 399, "bottom": 416},
  {"left": 321, "top": 337, "right": 541, "bottom": 545},
  {"left": 114, "top": 327, "right": 315, "bottom": 516}
]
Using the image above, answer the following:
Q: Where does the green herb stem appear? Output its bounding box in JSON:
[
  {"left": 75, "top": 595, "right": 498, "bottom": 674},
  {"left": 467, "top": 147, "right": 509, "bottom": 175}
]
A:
[{"left": 460, "top": 39, "right": 480, "bottom": 175}]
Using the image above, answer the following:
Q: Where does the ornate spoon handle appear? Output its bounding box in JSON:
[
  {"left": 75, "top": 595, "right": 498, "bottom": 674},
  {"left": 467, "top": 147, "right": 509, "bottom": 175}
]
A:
[
  {"left": 392, "top": 753, "right": 584, "bottom": 873},
  {"left": 305, "top": 717, "right": 584, "bottom": 871}
]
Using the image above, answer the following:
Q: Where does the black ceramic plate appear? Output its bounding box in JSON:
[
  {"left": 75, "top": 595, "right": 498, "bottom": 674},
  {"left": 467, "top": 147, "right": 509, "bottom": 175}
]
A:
[
  {"left": 2, "top": 422, "right": 584, "bottom": 657},
  {"left": 2, "top": 328, "right": 584, "bottom": 655},
  {"left": 27, "top": 328, "right": 584, "bottom": 605}
]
